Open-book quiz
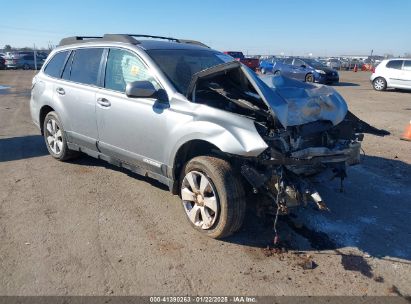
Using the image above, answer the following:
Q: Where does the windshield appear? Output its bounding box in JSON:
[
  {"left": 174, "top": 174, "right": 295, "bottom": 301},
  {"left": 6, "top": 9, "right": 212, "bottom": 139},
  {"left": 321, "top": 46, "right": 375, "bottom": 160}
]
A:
[
  {"left": 303, "top": 59, "right": 327, "bottom": 69},
  {"left": 147, "top": 49, "right": 234, "bottom": 95}
]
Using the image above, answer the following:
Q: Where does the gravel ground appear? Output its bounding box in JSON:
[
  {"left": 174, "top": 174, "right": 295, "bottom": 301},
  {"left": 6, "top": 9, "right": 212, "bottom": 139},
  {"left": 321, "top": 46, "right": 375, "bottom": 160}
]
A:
[{"left": 0, "top": 70, "right": 410, "bottom": 297}]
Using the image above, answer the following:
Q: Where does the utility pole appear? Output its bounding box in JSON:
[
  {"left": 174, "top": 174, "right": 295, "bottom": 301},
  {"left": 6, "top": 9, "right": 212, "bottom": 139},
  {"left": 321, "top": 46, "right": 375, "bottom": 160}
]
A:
[{"left": 33, "top": 44, "right": 37, "bottom": 71}]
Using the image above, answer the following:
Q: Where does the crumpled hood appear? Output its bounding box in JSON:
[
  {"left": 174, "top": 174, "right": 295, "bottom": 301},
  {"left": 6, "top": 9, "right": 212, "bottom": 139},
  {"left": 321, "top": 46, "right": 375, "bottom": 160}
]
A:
[
  {"left": 258, "top": 75, "right": 348, "bottom": 127},
  {"left": 186, "top": 62, "right": 347, "bottom": 129}
]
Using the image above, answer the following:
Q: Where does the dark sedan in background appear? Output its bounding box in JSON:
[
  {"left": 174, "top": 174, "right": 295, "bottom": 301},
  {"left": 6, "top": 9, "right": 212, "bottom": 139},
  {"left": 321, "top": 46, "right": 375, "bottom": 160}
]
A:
[
  {"left": 267, "top": 57, "right": 339, "bottom": 84},
  {"left": 0, "top": 57, "right": 5, "bottom": 70}
]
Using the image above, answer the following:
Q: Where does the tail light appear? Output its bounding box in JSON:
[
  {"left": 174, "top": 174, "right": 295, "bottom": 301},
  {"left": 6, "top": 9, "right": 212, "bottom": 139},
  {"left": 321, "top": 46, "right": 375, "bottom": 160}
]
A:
[{"left": 31, "top": 76, "right": 38, "bottom": 89}]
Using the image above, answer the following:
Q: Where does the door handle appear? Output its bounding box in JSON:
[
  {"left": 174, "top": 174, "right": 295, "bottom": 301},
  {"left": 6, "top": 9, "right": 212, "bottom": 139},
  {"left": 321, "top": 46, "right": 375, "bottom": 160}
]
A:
[
  {"left": 56, "top": 87, "right": 65, "bottom": 95},
  {"left": 97, "top": 97, "right": 111, "bottom": 107}
]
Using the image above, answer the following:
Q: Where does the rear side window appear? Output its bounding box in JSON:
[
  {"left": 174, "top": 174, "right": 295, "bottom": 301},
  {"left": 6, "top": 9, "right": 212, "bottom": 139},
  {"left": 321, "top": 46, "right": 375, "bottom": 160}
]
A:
[
  {"left": 386, "top": 60, "right": 403, "bottom": 69},
  {"left": 403, "top": 60, "right": 411, "bottom": 71},
  {"left": 70, "top": 48, "right": 103, "bottom": 86},
  {"left": 44, "top": 51, "right": 69, "bottom": 78},
  {"left": 284, "top": 58, "right": 293, "bottom": 65}
]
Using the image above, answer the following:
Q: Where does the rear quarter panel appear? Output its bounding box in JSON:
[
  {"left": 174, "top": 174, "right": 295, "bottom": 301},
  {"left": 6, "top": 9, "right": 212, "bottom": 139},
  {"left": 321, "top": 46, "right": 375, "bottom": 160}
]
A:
[{"left": 30, "top": 72, "right": 71, "bottom": 132}]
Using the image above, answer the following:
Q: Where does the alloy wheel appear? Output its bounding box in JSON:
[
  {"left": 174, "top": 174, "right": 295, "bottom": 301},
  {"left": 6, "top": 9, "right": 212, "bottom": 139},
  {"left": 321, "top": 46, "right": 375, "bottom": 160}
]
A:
[
  {"left": 306, "top": 74, "right": 314, "bottom": 82},
  {"left": 181, "top": 171, "right": 219, "bottom": 230},
  {"left": 45, "top": 118, "right": 63, "bottom": 155},
  {"left": 374, "top": 78, "right": 385, "bottom": 90}
]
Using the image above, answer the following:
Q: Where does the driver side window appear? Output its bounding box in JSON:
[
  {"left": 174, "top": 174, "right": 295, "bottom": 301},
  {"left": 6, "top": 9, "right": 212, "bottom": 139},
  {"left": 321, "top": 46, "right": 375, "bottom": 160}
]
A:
[
  {"left": 104, "top": 48, "right": 160, "bottom": 93},
  {"left": 293, "top": 59, "right": 304, "bottom": 66}
]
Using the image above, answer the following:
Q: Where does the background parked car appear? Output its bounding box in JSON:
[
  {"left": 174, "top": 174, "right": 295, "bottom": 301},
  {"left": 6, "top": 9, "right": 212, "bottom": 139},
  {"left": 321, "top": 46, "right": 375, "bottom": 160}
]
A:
[
  {"left": 272, "top": 57, "right": 339, "bottom": 84},
  {"left": 5, "top": 53, "right": 45, "bottom": 70},
  {"left": 259, "top": 57, "right": 277, "bottom": 74},
  {"left": 224, "top": 51, "right": 259, "bottom": 71},
  {"left": 326, "top": 58, "right": 342, "bottom": 69},
  {"left": 0, "top": 57, "right": 5, "bottom": 70},
  {"left": 371, "top": 59, "right": 411, "bottom": 91}
]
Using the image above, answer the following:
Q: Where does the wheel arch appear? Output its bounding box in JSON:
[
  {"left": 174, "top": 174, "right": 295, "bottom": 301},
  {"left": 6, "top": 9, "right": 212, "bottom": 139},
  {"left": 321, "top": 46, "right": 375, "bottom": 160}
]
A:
[
  {"left": 170, "top": 139, "right": 223, "bottom": 194},
  {"left": 373, "top": 76, "right": 387, "bottom": 90},
  {"left": 39, "top": 105, "right": 55, "bottom": 135},
  {"left": 305, "top": 72, "right": 314, "bottom": 82}
]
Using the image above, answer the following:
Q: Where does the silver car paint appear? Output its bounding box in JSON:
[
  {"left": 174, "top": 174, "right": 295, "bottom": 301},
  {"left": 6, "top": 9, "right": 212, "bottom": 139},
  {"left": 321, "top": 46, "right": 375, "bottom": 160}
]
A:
[
  {"left": 31, "top": 41, "right": 269, "bottom": 171},
  {"left": 260, "top": 75, "right": 348, "bottom": 126}
]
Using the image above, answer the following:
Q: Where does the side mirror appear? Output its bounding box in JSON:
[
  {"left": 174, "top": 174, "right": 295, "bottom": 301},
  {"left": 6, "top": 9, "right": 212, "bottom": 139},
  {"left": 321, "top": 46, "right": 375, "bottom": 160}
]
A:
[
  {"left": 126, "top": 81, "right": 158, "bottom": 98},
  {"left": 301, "top": 64, "right": 306, "bottom": 69}
]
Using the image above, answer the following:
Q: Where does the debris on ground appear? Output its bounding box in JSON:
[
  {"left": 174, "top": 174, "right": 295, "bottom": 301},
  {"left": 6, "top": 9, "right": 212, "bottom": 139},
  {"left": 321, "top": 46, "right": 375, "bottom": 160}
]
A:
[
  {"left": 296, "top": 254, "right": 317, "bottom": 270},
  {"left": 262, "top": 245, "right": 287, "bottom": 257},
  {"left": 387, "top": 285, "right": 402, "bottom": 296}
]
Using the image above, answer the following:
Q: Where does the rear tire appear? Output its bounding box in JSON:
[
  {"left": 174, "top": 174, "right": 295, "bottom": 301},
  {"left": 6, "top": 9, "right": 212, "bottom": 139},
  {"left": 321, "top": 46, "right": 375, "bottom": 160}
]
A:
[
  {"left": 180, "top": 156, "right": 246, "bottom": 239},
  {"left": 373, "top": 77, "right": 387, "bottom": 91},
  {"left": 43, "top": 111, "right": 79, "bottom": 161}
]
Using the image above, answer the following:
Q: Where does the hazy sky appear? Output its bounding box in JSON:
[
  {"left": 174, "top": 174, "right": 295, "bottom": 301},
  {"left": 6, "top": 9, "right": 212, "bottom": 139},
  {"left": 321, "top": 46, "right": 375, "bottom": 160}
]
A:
[{"left": 1, "top": 0, "right": 410, "bottom": 56}]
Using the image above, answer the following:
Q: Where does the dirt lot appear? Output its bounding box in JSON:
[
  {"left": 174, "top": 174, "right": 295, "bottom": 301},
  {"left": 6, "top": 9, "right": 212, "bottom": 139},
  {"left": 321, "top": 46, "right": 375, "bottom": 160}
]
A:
[{"left": 0, "top": 70, "right": 410, "bottom": 296}]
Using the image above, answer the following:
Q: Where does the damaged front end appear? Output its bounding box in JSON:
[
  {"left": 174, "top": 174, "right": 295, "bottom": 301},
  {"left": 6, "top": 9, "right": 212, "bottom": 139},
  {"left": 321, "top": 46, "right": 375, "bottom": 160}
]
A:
[
  {"left": 241, "top": 116, "right": 363, "bottom": 213},
  {"left": 186, "top": 62, "right": 388, "bottom": 216}
]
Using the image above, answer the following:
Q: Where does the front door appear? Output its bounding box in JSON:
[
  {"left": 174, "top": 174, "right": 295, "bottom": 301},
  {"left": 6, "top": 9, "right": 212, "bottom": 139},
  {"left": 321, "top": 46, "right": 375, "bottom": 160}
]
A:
[
  {"left": 95, "top": 48, "right": 168, "bottom": 174},
  {"left": 291, "top": 59, "right": 306, "bottom": 81}
]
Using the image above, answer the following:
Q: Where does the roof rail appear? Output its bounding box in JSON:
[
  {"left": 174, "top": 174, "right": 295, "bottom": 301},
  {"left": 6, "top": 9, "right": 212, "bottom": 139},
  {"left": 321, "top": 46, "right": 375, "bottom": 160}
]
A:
[
  {"left": 58, "top": 34, "right": 209, "bottom": 48},
  {"left": 176, "top": 39, "right": 210, "bottom": 48},
  {"left": 59, "top": 36, "right": 102, "bottom": 46},
  {"left": 125, "top": 34, "right": 179, "bottom": 42}
]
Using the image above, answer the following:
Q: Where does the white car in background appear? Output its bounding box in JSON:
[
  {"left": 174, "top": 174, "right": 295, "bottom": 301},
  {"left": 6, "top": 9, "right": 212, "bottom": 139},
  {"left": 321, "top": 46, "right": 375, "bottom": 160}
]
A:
[
  {"left": 326, "top": 58, "right": 342, "bottom": 69},
  {"left": 371, "top": 59, "right": 411, "bottom": 91}
]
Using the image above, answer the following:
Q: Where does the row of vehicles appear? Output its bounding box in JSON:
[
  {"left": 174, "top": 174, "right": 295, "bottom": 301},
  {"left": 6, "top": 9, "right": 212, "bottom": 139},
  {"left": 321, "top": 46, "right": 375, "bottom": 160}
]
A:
[
  {"left": 258, "top": 56, "right": 411, "bottom": 90},
  {"left": 0, "top": 51, "right": 48, "bottom": 70},
  {"left": 318, "top": 57, "right": 380, "bottom": 70}
]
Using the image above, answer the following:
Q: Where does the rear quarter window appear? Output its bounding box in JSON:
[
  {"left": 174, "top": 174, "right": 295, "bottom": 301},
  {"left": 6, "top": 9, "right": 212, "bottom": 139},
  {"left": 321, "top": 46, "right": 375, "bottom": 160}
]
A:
[{"left": 44, "top": 51, "right": 70, "bottom": 78}]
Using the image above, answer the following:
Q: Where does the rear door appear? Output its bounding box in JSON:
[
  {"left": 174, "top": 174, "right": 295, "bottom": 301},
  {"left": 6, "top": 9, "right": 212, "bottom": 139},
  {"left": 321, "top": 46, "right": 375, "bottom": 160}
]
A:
[
  {"left": 385, "top": 60, "right": 404, "bottom": 87},
  {"left": 53, "top": 48, "right": 104, "bottom": 151}
]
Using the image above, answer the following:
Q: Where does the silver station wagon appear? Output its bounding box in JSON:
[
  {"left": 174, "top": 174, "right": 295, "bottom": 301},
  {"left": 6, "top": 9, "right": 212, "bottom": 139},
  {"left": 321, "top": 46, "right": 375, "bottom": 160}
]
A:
[{"left": 30, "top": 34, "right": 387, "bottom": 239}]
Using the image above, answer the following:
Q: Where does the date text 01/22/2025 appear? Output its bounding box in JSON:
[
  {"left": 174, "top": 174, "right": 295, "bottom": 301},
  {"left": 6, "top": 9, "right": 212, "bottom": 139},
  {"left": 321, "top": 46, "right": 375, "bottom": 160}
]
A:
[{"left": 149, "top": 296, "right": 257, "bottom": 303}]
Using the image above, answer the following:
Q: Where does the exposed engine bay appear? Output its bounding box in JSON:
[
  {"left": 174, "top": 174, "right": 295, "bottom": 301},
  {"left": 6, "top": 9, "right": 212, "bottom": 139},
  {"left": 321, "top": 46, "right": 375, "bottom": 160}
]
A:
[{"left": 186, "top": 62, "right": 389, "bottom": 233}]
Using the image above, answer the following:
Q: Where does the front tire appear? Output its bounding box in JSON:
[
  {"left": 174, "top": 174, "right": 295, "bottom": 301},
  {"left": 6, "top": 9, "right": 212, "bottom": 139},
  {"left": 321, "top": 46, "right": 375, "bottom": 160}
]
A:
[
  {"left": 23, "top": 64, "right": 30, "bottom": 70},
  {"left": 373, "top": 77, "right": 387, "bottom": 91},
  {"left": 305, "top": 73, "right": 314, "bottom": 82},
  {"left": 43, "top": 111, "right": 77, "bottom": 161},
  {"left": 180, "top": 156, "right": 246, "bottom": 239}
]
